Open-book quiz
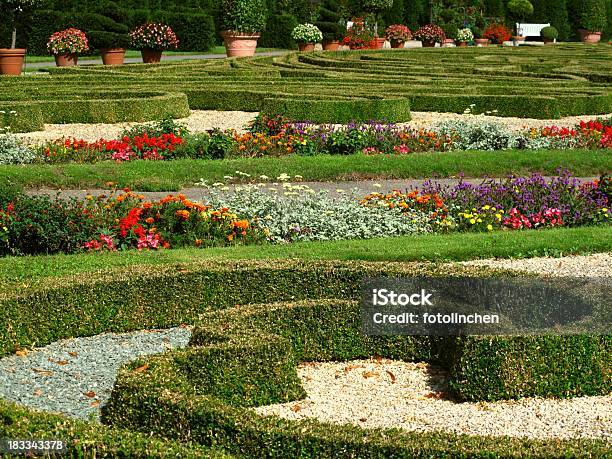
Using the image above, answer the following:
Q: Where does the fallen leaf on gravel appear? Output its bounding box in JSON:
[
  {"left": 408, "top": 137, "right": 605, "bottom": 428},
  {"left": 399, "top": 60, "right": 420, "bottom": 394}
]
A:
[
  {"left": 15, "top": 349, "right": 28, "bottom": 357},
  {"left": 373, "top": 355, "right": 383, "bottom": 364},
  {"left": 90, "top": 400, "right": 100, "bottom": 407},
  {"left": 386, "top": 370, "right": 396, "bottom": 383},
  {"left": 133, "top": 363, "right": 150, "bottom": 373},
  {"left": 68, "top": 352, "right": 78, "bottom": 358},
  {"left": 32, "top": 368, "right": 54, "bottom": 376},
  {"left": 83, "top": 391, "right": 96, "bottom": 398},
  {"left": 362, "top": 371, "right": 379, "bottom": 378},
  {"left": 343, "top": 364, "right": 363, "bottom": 373},
  {"left": 49, "top": 358, "right": 69, "bottom": 366},
  {"left": 334, "top": 371, "right": 341, "bottom": 379},
  {"left": 290, "top": 404, "right": 302, "bottom": 412},
  {"left": 425, "top": 391, "right": 446, "bottom": 399},
  {"left": 359, "top": 418, "right": 367, "bottom": 422},
  {"left": 33, "top": 389, "right": 43, "bottom": 396}
]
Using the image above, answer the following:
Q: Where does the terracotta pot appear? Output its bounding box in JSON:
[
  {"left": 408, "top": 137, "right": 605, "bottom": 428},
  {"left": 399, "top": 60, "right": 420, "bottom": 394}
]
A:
[
  {"left": 298, "top": 43, "right": 315, "bottom": 52},
  {"left": 474, "top": 38, "right": 489, "bottom": 47},
  {"left": 220, "top": 31, "right": 260, "bottom": 58},
  {"left": 141, "top": 49, "right": 163, "bottom": 63},
  {"left": 54, "top": 53, "right": 78, "bottom": 67},
  {"left": 421, "top": 40, "right": 436, "bottom": 48},
  {"left": 578, "top": 29, "right": 601, "bottom": 43},
  {"left": 100, "top": 48, "right": 126, "bottom": 65},
  {"left": 0, "top": 48, "right": 26, "bottom": 75},
  {"left": 442, "top": 38, "right": 455, "bottom": 46},
  {"left": 371, "top": 37, "right": 386, "bottom": 49},
  {"left": 390, "top": 40, "right": 404, "bottom": 49},
  {"left": 457, "top": 41, "right": 468, "bottom": 47},
  {"left": 322, "top": 41, "right": 340, "bottom": 51}
]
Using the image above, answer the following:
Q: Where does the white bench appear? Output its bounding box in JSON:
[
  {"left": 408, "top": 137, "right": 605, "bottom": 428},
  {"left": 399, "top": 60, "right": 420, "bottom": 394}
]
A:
[{"left": 516, "top": 23, "right": 550, "bottom": 37}]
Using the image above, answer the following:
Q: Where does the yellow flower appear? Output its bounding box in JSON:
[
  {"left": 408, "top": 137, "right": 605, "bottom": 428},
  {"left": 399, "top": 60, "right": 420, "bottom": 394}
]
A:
[
  {"left": 482, "top": 205, "right": 490, "bottom": 211},
  {"left": 487, "top": 224, "right": 493, "bottom": 231},
  {"left": 470, "top": 219, "right": 476, "bottom": 224}
]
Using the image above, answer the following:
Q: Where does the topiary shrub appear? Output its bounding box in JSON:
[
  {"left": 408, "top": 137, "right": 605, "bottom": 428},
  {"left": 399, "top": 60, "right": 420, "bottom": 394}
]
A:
[
  {"left": 315, "top": 0, "right": 346, "bottom": 43},
  {"left": 220, "top": 0, "right": 267, "bottom": 34},
  {"left": 540, "top": 25, "right": 559, "bottom": 40}
]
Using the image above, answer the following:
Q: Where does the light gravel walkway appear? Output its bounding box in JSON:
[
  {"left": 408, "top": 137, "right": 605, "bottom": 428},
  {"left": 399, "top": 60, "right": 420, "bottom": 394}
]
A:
[
  {"left": 0, "top": 327, "right": 191, "bottom": 421},
  {"left": 462, "top": 253, "right": 612, "bottom": 279},
  {"left": 15, "top": 110, "right": 610, "bottom": 145},
  {"left": 255, "top": 358, "right": 612, "bottom": 440}
]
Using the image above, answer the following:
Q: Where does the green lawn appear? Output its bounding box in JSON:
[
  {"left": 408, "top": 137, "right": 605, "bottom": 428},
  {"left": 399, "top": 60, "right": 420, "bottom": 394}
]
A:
[
  {"left": 2, "top": 226, "right": 609, "bottom": 292},
  {"left": 2, "top": 149, "right": 609, "bottom": 191}
]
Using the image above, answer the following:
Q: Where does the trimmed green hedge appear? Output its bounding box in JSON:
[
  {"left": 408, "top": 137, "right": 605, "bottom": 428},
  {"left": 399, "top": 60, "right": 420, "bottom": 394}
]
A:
[
  {"left": 101, "top": 298, "right": 611, "bottom": 458},
  {"left": 0, "top": 92, "right": 190, "bottom": 133},
  {"left": 262, "top": 97, "right": 412, "bottom": 123},
  {"left": 1, "top": 45, "right": 610, "bottom": 131},
  {"left": 0, "top": 400, "right": 232, "bottom": 458}
]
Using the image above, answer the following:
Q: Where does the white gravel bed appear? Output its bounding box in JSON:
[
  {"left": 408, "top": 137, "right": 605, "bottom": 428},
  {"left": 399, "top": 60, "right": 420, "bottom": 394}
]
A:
[
  {"left": 14, "top": 110, "right": 610, "bottom": 145},
  {"left": 254, "top": 359, "right": 612, "bottom": 440},
  {"left": 462, "top": 253, "right": 612, "bottom": 278},
  {"left": 0, "top": 327, "right": 191, "bottom": 421}
]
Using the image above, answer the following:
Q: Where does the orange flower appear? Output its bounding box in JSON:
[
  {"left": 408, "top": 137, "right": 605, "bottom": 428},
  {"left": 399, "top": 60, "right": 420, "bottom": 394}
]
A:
[
  {"left": 176, "top": 210, "right": 190, "bottom": 220},
  {"left": 232, "top": 220, "right": 250, "bottom": 230},
  {"left": 145, "top": 217, "right": 155, "bottom": 224},
  {"left": 143, "top": 202, "right": 152, "bottom": 210},
  {"left": 195, "top": 239, "right": 202, "bottom": 247}
]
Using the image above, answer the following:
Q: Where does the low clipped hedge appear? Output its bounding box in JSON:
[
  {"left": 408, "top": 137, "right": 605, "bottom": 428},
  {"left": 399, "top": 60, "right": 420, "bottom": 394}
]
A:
[
  {"left": 0, "top": 92, "right": 190, "bottom": 133},
  {"left": 0, "top": 400, "right": 232, "bottom": 458},
  {"left": 262, "top": 97, "right": 412, "bottom": 123},
  {"left": 101, "top": 299, "right": 611, "bottom": 458}
]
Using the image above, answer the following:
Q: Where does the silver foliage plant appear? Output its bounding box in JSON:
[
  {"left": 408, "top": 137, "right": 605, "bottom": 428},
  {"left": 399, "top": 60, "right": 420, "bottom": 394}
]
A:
[
  {"left": 432, "top": 119, "right": 576, "bottom": 151},
  {"left": 206, "top": 184, "right": 436, "bottom": 243},
  {"left": 0, "top": 131, "right": 36, "bottom": 164}
]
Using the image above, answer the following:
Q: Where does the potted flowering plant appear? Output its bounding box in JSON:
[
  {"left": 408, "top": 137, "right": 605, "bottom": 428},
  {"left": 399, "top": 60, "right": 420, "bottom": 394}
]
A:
[
  {"left": 342, "top": 20, "right": 375, "bottom": 50},
  {"left": 130, "top": 23, "right": 179, "bottom": 63},
  {"left": 0, "top": 0, "right": 41, "bottom": 75},
  {"left": 456, "top": 28, "right": 473, "bottom": 47},
  {"left": 385, "top": 24, "right": 411, "bottom": 48},
  {"left": 47, "top": 28, "right": 89, "bottom": 67},
  {"left": 291, "top": 23, "right": 323, "bottom": 52},
  {"left": 413, "top": 24, "right": 445, "bottom": 47},
  {"left": 361, "top": 0, "right": 393, "bottom": 48},
  {"left": 482, "top": 23, "right": 511, "bottom": 44},
  {"left": 220, "top": 0, "right": 267, "bottom": 58}
]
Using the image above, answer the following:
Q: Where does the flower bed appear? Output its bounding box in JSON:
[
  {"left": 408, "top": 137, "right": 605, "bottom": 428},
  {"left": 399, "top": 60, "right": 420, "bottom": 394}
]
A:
[
  {"left": 1, "top": 173, "right": 608, "bottom": 257},
  {"left": 13, "top": 116, "right": 611, "bottom": 165}
]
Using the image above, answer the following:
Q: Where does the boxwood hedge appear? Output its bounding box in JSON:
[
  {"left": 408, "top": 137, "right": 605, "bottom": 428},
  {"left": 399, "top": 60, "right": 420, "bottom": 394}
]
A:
[
  {"left": 101, "top": 298, "right": 611, "bottom": 458},
  {"left": 0, "top": 45, "right": 610, "bottom": 131}
]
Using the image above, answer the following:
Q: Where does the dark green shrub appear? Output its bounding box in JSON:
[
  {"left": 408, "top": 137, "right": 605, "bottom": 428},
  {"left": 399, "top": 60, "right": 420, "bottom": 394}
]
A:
[
  {"left": 579, "top": 0, "right": 607, "bottom": 32},
  {"left": 316, "top": 0, "right": 346, "bottom": 42},
  {"left": 507, "top": 0, "right": 535, "bottom": 21},
  {"left": 220, "top": 0, "right": 267, "bottom": 33},
  {"left": 259, "top": 13, "right": 299, "bottom": 48},
  {"left": 153, "top": 11, "right": 216, "bottom": 51},
  {"left": 540, "top": 25, "right": 559, "bottom": 39}
]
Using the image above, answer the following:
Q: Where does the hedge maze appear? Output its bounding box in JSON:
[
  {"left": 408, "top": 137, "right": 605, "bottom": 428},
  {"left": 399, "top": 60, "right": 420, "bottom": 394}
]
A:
[
  {"left": 1, "top": 260, "right": 609, "bottom": 457},
  {"left": 1, "top": 45, "right": 611, "bottom": 132}
]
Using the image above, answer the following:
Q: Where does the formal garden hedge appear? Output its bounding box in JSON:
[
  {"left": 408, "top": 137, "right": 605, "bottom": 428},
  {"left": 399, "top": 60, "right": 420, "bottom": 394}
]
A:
[
  {"left": 100, "top": 296, "right": 610, "bottom": 457},
  {"left": 0, "top": 45, "right": 610, "bottom": 132},
  {"left": 0, "top": 259, "right": 609, "bottom": 457}
]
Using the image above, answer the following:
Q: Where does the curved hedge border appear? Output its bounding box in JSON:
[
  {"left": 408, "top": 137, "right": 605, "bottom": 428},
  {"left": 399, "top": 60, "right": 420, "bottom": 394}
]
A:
[
  {"left": 0, "top": 401, "right": 231, "bottom": 458},
  {"left": 0, "top": 45, "right": 610, "bottom": 131},
  {"left": 101, "top": 299, "right": 611, "bottom": 458},
  {"left": 0, "top": 92, "right": 190, "bottom": 133}
]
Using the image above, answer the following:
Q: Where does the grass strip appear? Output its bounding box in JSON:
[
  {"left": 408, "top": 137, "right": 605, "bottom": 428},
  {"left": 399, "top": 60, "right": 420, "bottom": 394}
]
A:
[
  {"left": 1, "top": 226, "right": 609, "bottom": 293},
  {"left": 2, "top": 149, "right": 610, "bottom": 191}
]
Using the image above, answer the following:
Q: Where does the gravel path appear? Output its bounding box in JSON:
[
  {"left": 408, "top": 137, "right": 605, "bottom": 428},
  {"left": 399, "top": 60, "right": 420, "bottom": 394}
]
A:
[
  {"left": 255, "top": 358, "right": 612, "bottom": 440},
  {"left": 0, "top": 327, "right": 191, "bottom": 421},
  {"left": 462, "top": 253, "right": 612, "bottom": 278},
  {"left": 25, "top": 176, "right": 599, "bottom": 200},
  {"left": 15, "top": 110, "right": 610, "bottom": 145}
]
